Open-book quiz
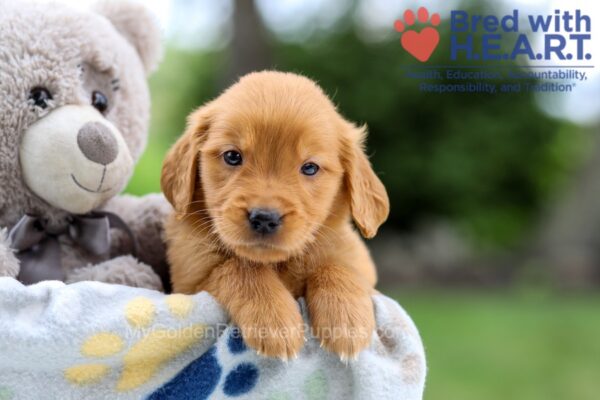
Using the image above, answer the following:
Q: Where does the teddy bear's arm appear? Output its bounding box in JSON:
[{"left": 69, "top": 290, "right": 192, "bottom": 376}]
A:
[
  {"left": 0, "top": 228, "right": 20, "bottom": 278},
  {"left": 101, "top": 193, "right": 173, "bottom": 286},
  {"left": 66, "top": 255, "right": 162, "bottom": 290}
]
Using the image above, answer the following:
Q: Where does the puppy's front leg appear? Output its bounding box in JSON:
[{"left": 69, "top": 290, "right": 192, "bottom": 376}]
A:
[
  {"left": 202, "top": 259, "right": 305, "bottom": 360},
  {"left": 306, "top": 264, "right": 375, "bottom": 361}
]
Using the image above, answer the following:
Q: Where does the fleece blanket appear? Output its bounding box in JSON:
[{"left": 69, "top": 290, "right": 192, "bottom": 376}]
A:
[{"left": 0, "top": 278, "right": 426, "bottom": 400}]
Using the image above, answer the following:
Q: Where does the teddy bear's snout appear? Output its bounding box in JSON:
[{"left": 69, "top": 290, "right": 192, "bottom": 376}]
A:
[
  {"left": 20, "top": 105, "right": 134, "bottom": 214},
  {"left": 77, "top": 121, "right": 118, "bottom": 166}
]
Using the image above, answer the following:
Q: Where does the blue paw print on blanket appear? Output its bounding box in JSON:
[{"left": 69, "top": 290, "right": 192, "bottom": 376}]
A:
[{"left": 148, "top": 328, "right": 259, "bottom": 399}]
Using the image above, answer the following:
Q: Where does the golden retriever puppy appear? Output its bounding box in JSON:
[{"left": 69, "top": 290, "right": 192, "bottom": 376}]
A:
[{"left": 161, "top": 71, "right": 389, "bottom": 361}]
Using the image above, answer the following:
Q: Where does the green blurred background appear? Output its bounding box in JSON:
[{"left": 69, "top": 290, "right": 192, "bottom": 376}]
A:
[{"left": 119, "top": 0, "right": 600, "bottom": 398}]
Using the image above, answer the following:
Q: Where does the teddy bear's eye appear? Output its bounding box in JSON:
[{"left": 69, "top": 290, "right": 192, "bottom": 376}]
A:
[
  {"left": 29, "top": 87, "right": 53, "bottom": 109},
  {"left": 91, "top": 90, "right": 108, "bottom": 114}
]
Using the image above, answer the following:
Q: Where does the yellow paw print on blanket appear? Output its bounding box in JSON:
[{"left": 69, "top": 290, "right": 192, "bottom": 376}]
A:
[{"left": 64, "top": 295, "right": 204, "bottom": 391}]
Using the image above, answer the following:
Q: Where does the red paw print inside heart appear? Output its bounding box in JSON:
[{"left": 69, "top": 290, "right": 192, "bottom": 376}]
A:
[{"left": 394, "top": 7, "right": 440, "bottom": 62}]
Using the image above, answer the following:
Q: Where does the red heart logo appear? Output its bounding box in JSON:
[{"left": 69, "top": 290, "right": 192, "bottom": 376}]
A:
[{"left": 400, "top": 27, "right": 440, "bottom": 62}]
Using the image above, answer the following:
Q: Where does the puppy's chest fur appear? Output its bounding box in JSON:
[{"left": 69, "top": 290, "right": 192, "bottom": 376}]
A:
[
  {"left": 166, "top": 212, "right": 375, "bottom": 298},
  {"left": 273, "top": 261, "right": 312, "bottom": 298}
]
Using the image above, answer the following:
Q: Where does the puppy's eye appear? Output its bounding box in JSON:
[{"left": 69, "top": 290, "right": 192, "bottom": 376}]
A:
[
  {"left": 92, "top": 90, "right": 108, "bottom": 113},
  {"left": 29, "top": 87, "right": 53, "bottom": 109},
  {"left": 223, "top": 150, "right": 243, "bottom": 166},
  {"left": 300, "top": 162, "right": 319, "bottom": 176}
]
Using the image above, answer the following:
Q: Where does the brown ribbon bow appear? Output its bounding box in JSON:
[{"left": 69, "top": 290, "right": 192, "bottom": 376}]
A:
[{"left": 8, "top": 211, "right": 137, "bottom": 284}]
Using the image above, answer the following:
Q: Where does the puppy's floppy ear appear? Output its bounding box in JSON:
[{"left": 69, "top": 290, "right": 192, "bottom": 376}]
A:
[
  {"left": 341, "top": 122, "right": 390, "bottom": 238},
  {"left": 161, "top": 106, "right": 212, "bottom": 218}
]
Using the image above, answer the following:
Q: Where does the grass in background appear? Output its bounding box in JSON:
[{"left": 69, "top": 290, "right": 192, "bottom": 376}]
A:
[{"left": 384, "top": 289, "right": 600, "bottom": 400}]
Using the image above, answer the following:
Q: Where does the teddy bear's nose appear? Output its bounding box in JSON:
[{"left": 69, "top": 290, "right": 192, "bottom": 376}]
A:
[{"left": 77, "top": 122, "right": 118, "bottom": 166}]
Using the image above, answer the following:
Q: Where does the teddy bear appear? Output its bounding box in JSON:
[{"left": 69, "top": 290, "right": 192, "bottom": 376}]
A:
[{"left": 0, "top": 0, "right": 171, "bottom": 291}]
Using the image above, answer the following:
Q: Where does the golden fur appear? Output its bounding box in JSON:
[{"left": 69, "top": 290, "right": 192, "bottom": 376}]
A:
[{"left": 161, "top": 71, "right": 389, "bottom": 360}]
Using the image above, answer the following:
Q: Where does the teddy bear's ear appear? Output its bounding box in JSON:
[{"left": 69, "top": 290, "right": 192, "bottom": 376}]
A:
[{"left": 93, "top": 0, "right": 162, "bottom": 74}]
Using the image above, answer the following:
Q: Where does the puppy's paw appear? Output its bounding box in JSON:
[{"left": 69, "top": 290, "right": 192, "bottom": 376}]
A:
[
  {"left": 308, "top": 289, "right": 375, "bottom": 361},
  {"left": 237, "top": 297, "right": 305, "bottom": 361}
]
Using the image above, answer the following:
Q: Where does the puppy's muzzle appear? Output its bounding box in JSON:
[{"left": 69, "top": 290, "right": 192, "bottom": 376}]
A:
[{"left": 248, "top": 208, "right": 282, "bottom": 235}]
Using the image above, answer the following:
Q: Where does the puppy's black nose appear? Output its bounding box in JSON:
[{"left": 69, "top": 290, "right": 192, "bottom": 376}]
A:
[{"left": 248, "top": 208, "right": 282, "bottom": 235}]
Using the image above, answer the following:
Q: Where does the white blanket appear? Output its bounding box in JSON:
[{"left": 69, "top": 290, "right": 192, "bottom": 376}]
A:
[{"left": 0, "top": 278, "right": 426, "bottom": 400}]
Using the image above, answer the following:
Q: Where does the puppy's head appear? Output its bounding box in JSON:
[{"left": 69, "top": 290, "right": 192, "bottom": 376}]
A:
[{"left": 162, "top": 71, "right": 389, "bottom": 263}]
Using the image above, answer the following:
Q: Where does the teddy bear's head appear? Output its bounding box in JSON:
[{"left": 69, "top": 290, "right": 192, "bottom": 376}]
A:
[{"left": 0, "top": 0, "right": 161, "bottom": 226}]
